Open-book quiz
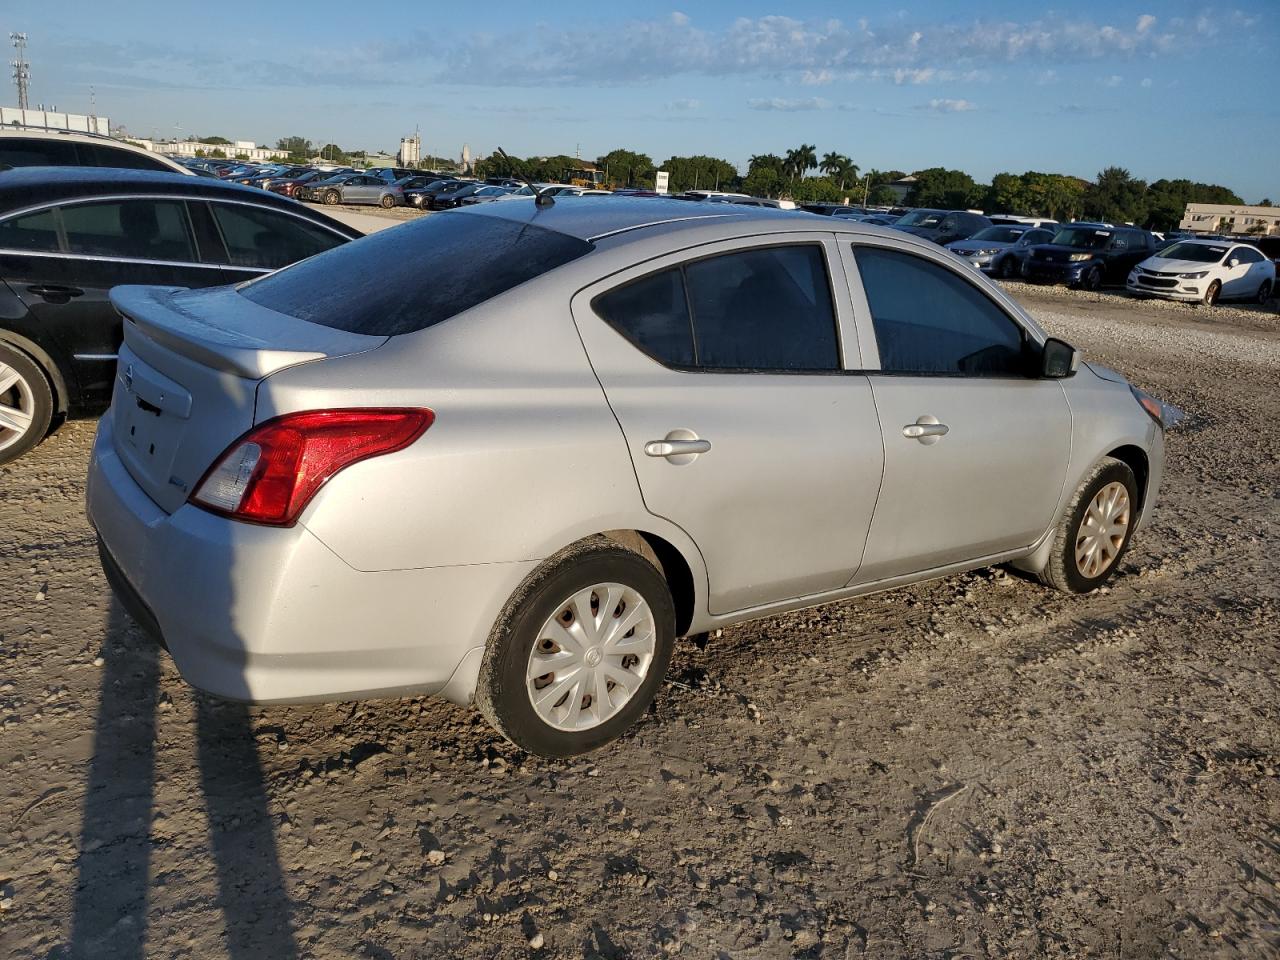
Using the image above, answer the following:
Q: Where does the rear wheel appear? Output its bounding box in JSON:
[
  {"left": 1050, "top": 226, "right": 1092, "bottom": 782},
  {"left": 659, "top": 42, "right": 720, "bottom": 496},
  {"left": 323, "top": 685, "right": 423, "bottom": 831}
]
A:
[
  {"left": 1257, "top": 279, "right": 1272, "bottom": 304},
  {"left": 0, "top": 343, "right": 54, "bottom": 466},
  {"left": 1037, "top": 457, "right": 1138, "bottom": 594},
  {"left": 477, "top": 538, "right": 676, "bottom": 758},
  {"left": 323, "top": 190, "right": 340, "bottom": 205},
  {"left": 1202, "top": 280, "right": 1221, "bottom": 306},
  {"left": 380, "top": 194, "right": 397, "bottom": 208}
]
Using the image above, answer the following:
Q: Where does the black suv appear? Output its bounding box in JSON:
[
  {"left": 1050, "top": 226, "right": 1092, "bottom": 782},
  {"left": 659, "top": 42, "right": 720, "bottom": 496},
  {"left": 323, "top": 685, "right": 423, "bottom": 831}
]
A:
[
  {"left": 1024, "top": 224, "right": 1157, "bottom": 289},
  {"left": 0, "top": 167, "right": 362, "bottom": 464},
  {"left": 893, "top": 209, "right": 992, "bottom": 245}
]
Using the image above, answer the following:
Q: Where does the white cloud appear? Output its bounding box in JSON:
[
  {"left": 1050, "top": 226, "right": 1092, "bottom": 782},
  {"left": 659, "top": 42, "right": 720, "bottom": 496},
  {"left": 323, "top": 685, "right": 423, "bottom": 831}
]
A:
[
  {"left": 1036, "top": 69, "right": 1058, "bottom": 85},
  {"left": 747, "top": 96, "right": 830, "bottom": 111},
  {"left": 921, "top": 98, "right": 977, "bottom": 113},
  {"left": 801, "top": 69, "right": 834, "bottom": 86},
  {"left": 669, "top": 11, "right": 689, "bottom": 26},
  {"left": 666, "top": 97, "right": 700, "bottom": 111},
  {"left": 1136, "top": 14, "right": 1156, "bottom": 34},
  {"left": 1140, "top": 77, "right": 1152, "bottom": 88},
  {"left": 1102, "top": 74, "right": 1124, "bottom": 87}
]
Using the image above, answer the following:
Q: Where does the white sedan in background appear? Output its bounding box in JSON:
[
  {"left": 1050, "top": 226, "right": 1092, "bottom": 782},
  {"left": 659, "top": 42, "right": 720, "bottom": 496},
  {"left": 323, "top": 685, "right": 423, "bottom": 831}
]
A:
[{"left": 1127, "top": 239, "right": 1275, "bottom": 306}]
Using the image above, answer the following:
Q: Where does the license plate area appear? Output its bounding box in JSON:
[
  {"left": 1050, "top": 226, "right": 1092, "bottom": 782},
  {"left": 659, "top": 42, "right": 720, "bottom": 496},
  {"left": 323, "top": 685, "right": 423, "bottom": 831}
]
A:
[{"left": 112, "top": 347, "right": 193, "bottom": 496}]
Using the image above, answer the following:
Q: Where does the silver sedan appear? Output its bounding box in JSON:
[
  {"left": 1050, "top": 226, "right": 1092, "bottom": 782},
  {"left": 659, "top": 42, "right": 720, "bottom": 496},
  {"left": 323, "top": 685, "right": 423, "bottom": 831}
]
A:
[{"left": 86, "top": 200, "right": 1167, "bottom": 757}]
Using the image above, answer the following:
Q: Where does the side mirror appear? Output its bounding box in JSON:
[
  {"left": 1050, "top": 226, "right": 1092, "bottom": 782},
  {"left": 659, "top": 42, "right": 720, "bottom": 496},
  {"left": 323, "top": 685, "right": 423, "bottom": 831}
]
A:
[
  {"left": 1041, "top": 338, "right": 1079, "bottom": 379},
  {"left": 1228, "top": 258, "right": 1240, "bottom": 268}
]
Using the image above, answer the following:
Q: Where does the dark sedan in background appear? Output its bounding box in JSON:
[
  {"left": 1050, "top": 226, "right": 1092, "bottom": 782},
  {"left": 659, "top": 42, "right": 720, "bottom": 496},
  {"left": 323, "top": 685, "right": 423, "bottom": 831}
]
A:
[
  {"left": 0, "top": 167, "right": 361, "bottom": 464},
  {"left": 893, "top": 209, "right": 992, "bottom": 246}
]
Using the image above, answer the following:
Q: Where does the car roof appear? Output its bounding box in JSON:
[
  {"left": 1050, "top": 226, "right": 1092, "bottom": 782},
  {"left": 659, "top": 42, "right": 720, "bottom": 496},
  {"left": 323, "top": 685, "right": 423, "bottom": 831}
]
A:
[{"left": 0, "top": 167, "right": 362, "bottom": 235}]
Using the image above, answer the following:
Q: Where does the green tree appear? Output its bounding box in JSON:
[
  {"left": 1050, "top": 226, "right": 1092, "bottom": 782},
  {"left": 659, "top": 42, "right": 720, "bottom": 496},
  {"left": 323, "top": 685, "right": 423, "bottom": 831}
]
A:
[
  {"left": 202, "top": 135, "right": 231, "bottom": 145},
  {"left": 208, "top": 148, "right": 227, "bottom": 159},
  {"left": 597, "top": 148, "right": 655, "bottom": 188},
  {"left": 1260, "top": 198, "right": 1273, "bottom": 207},
  {"left": 317, "top": 143, "right": 349, "bottom": 164},
  {"left": 866, "top": 183, "right": 899, "bottom": 206},
  {"left": 783, "top": 144, "right": 817, "bottom": 182},
  {"left": 789, "top": 177, "right": 842, "bottom": 203},
  {"left": 660, "top": 155, "right": 739, "bottom": 193},
  {"left": 276, "top": 136, "right": 313, "bottom": 159},
  {"left": 819, "top": 152, "right": 859, "bottom": 191},
  {"left": 742, "top": 165, "right": 786, "bottom": 199},
  {"left": 985, "top": 172, "right": 1030, "bottom": 214},
  {"left": 1142, "top": 178, "right": 1245, "bottom": 231},
  {"left": 1084, "top": 166, "right": 1147, "bottom": 223},
  {"left": 907, "top": 167, "right": 981, "bottom": 209}
]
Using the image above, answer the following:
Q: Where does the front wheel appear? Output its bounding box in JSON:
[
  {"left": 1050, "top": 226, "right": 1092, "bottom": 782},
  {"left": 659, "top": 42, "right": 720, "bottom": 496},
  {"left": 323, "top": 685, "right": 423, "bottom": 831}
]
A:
[
  {"left": 1000, "top": 256, "right": 1020, "bottom": 279},
  {"left": 0, "top": 343, "right": 55, "bottom": 466},
  {"left": 1037, "top": 457, "right": 1138, "bottom": 594},
  {"left": 1257, "top": 279, "right": 1272, "bottom": 304},
  {"left": 1202, "top": 280, "right": 1221, "bottom": 306},
  {"left": 1079, "top": 266, "right": 1102, "bottom": 291},
  {"left": 477, "top": 538, "right": 676, "bottom": 757}
]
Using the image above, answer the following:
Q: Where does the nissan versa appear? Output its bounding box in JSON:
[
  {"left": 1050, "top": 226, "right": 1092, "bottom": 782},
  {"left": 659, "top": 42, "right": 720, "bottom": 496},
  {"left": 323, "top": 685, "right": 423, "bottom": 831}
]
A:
[{"left": 87, "top": 199, "right": 1167, "bottom": 758}]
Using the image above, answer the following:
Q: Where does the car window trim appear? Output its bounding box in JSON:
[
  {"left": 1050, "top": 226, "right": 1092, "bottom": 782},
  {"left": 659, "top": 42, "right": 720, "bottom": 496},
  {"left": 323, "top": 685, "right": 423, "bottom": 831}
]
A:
[
  {"left": 588, "top": 237, "right": 849, "bottom": 375},
  {"left": 0, "top": 247, "right": 269, "bottom": 272},
  {"left": 842, "top": 237, "right": 1045, "bottom": 379}
]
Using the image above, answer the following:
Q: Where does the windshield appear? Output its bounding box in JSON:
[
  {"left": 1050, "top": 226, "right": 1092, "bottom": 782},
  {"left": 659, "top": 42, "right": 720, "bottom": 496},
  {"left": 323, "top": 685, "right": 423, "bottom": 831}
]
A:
[
  {"left": 968, "top": 227, "right": 1026, "bottom": 243},
  {"left": 1158, "top": 242, "right": 1229, "bottom": 263},
  {"left": 1052, "top": 227, "right": 1112, "bottom": 250},
  {"left": 240, "top": 214, "right": 594, "bottom": 336},
  {"left": 896, "top": 210, "right": 944, "bottom": 228}
]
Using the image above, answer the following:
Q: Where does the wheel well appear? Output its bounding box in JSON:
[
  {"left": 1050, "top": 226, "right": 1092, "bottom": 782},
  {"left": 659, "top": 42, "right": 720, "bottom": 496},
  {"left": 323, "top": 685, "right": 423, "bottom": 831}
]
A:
[
  {"left": 602, "top": 529, "right": 696, "bottom": 637},
  {"left": 1107, "top": 445, "right": 1149, "bottom": 513},
  {"left": 0, "top": 332, "right": 68, "bottom": 415}
]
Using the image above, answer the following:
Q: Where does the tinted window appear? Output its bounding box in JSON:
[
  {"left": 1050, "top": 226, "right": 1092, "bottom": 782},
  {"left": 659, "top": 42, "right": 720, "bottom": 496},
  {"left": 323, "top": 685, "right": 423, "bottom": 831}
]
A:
[
  {"left": 0, "top": 208, "right": 61, "bottom": 252},
  {"left": 82, "top": 142, "right": 171, "bottom": 171},
  {"left": 854, "top": 247, "right": 1026, "bottom": 376},
  {"left": 240, "top": 213, "right": 593, "bottom": 335},
  {"left": 593, "top": 268, "right": 693, "bottom": 366},
  {"left": 684, "top": 246, "right": 838, "bottom": 370},
  {"left": 61, "top": 199, "right": 195, "bottom": 261},
  {"left": 0, "top": 137, "right": 79, "bottom": 167},
  {"left": 210, "top": 203, "right": 345, "bottom": 270},
  {"left": 1235, "top": 247, "right": 1262, "bottom": 264}
]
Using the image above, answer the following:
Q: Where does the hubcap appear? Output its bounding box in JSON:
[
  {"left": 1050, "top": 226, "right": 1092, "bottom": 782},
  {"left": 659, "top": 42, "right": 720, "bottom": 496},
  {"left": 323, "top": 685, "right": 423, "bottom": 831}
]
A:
[
  {"left": 1075, "top": 481, "right": 1130, "bottom": 579},
  {"left": 526, "top": 582, "right": 656, "bottom": 732},
  {"left": 0, "top": 360, "right": 36, "bottom": 452}
]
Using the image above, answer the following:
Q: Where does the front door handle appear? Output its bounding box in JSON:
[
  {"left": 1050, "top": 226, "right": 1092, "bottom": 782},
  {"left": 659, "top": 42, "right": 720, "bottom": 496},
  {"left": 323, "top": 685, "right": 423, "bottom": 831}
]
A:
[
  {"left": 645, "top": 439, "right": 712, "bottom": 459},
  {"left": 27, "top": 284, "right": 84, "bottom": 304},
  {"left": 903, "top": 416, "right": 949, "bottom": 445}
]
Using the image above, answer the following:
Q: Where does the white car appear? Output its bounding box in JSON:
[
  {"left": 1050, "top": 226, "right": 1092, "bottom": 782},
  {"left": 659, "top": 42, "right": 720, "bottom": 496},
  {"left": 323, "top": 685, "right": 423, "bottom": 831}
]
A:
[{"left": 1127, "top": 239, "right": 1275, "bottom": 306}]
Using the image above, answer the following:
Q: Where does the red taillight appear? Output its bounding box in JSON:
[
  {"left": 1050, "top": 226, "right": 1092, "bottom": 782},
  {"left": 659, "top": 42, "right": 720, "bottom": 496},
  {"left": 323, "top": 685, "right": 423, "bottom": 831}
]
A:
[{"left": 190, "top": 408, "right": 433, "bottom": 526}]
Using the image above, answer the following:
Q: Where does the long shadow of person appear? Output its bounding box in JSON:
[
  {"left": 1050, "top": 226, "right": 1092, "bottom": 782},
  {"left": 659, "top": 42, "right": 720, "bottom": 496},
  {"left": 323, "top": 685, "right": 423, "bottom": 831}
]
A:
[{"left": 64, "top": 598, "right": 298, "bottom": 958}]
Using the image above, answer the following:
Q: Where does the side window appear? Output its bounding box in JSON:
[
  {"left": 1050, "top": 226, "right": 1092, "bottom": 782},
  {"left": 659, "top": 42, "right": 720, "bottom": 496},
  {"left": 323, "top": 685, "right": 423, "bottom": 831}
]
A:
[
  {"left": 684, "top": 245, "right": 839, "bottom": 370},
  {"left": 593, "top": 268, "right": 694, "bottom": 367},
  {"left": 853, "top": 246, "right": 1027, "bottom": 377},
  {"left": 60, "top": 199, "right": 196, "bottom": 261},
  {"left": 209, "top": 203, "right": 346, "bottom": 270},
  {"left": 82, "top": 143, "right": 170, "bottom": 172},
  {"left": 1109, "top": 234, "right": 1129, "bottom": 251},
  {"left": 0, "top": 208, "right": 62, "bottom": 252},
  {"left": 1236, "top": 247, "right": 1262, "bottom": 264},
  {"left": 0, "top": 137, "right": 79, "bottom": 167},
  {"left": 940, "top": 215, "right": 958, "bottom": 233}
]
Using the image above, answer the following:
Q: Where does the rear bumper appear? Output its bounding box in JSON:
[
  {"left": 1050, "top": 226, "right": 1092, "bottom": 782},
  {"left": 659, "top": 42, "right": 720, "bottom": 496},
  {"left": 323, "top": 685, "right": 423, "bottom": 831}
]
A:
[{"left": 87, "top": 416, "right": 536, "bottom": 705}]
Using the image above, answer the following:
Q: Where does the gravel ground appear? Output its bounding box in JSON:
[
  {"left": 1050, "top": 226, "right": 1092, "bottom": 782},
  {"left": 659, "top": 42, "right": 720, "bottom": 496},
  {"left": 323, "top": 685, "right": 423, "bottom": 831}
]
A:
[{"left": 1, "top": 288, "right": 1278, "bottom": 959}]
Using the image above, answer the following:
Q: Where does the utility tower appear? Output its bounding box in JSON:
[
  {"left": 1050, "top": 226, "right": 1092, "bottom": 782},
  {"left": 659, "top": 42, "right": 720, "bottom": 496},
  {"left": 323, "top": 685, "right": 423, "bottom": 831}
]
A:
[{"left": 11, "top": 32, "right": 30, "bottom": 110}]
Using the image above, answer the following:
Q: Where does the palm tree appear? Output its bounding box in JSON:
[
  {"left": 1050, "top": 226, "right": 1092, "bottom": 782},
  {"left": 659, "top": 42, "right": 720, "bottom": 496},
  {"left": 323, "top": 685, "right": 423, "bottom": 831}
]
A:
[
  {"left": 820, "top": 152, "right": 860, "bottom": 191},
  {"left": 794, "top": 143, "right": 817, "bottom": 178}
]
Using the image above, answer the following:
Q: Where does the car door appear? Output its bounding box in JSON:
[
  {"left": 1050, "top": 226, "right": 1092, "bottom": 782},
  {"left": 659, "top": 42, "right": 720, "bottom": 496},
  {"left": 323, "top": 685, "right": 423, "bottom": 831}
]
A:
[
  {"left": 201, "top": 200, "right": 351, "bottom": 279},
  {"left": 348, "top": 176, "right": 382, "bottom": 204},
  {"left": 1224, "top": 246, "right": 1264, "bottom": 297},
  {"left": 571, "top": 235, "right": 885, "bottom": 615},
  {"left": 0, "top": 197, "right": 218, "bottom": 402},
  {"left": 843, "top": 242, "right": 1072, "bottom": 583}
]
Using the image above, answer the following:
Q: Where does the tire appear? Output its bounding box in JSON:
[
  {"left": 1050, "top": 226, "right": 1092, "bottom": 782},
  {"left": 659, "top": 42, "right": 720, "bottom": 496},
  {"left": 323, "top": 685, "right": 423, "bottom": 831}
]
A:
[
  {"left": 1037, "top": 457, "right": 1139, "bottom": 594},
  {"left": 1257, "top": 279, "right": 1272, "bottom": 304},
  {"left": 1079, "top": 266, "right": 1103, "bottom": 291},
  {"left": 380, "top": 194, "right": 396, "bottom": 209},
  {"left": 323, "top": 190, "right": 340, "bottom": 206},
  {"left": 0, "top": 342, "right": 55, "bottom": 466},
  {"left": 1000, "top": 256, "right": 1019, "bottom": 279},
  {"left": 476, "top": 537, "right": 676, "bottom": 758},
  {"left": 1202, "top": 280, "right": 1220, "bottom": 306}
]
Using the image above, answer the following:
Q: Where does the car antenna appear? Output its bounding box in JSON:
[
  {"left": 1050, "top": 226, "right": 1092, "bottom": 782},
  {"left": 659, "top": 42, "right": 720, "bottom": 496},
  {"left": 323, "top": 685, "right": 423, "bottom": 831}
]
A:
[{"left": 495, "top": 146, "right": 553, "bottom": 208}]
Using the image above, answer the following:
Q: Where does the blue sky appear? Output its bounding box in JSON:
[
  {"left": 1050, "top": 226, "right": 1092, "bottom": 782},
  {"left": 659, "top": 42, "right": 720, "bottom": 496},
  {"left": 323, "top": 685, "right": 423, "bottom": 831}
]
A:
[{"left": 7, "top": 1, "right": 1279, "bottom": 199}]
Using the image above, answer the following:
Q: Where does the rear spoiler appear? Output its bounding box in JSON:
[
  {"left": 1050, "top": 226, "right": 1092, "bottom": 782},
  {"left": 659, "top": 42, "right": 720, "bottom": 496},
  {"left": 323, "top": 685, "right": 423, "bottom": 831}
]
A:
[{"left": 111, "top": 285, "right": 386, "bottom": 379}]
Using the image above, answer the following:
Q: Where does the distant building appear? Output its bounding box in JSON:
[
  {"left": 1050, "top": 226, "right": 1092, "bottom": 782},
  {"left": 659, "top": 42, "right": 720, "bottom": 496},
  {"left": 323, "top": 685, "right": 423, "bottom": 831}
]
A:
[
  {"left": 461, "top": 143, "right": 471, "bottom": 173},
  {"left": 1180, "top": 202, "right": 1279, "bottom": 236},
  {"left": 398, "top": 133, "right": 421, "bottom": 167},
  {"left": 2, "top": 105, "right": 109, "bottom": 134},
  {"left": 129, "top": 137, "right": 282, "bottom": 161},
  {"left": 886, "top": 175, "right": 916, "bottom": 203}
]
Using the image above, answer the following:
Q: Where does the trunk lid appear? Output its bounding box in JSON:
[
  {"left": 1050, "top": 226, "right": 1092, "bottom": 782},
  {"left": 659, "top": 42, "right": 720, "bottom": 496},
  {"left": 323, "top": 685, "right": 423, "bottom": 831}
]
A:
[{"left": 109, "top": 284, "right": 386, "bottom": 514}]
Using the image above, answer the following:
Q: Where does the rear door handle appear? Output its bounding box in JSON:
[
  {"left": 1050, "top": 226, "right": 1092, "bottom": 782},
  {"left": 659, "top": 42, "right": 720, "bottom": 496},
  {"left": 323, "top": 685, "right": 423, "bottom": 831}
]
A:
[
  {"left": 644, "top": 439, "right": 711, "bottom": 458},
  {"left": 903, "top": 416, "right": 949, "bottom": 444},
  {"left": 27, "top": 284, "right": 84, "bottom": 303}
]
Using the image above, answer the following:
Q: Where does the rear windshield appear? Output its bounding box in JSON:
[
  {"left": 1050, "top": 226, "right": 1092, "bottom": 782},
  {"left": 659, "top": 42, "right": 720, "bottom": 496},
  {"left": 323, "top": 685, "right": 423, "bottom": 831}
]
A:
[{"left": 238, "top": 212, "right": 594, "bottom": 336}]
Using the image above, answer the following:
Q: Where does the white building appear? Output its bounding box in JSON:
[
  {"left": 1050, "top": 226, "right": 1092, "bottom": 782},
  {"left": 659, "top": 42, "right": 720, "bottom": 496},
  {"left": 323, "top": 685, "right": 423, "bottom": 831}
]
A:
[
  {"left": 1180, "top": 203, "right": 1279, "bottom": 237},
  {"left": 398, "top": 133, "right": 420, "bottom": 167},
  {"left": 127, "top": 137, "right": 282, "bottom": 161},
  {"left": 2, "top": 105, "right": 109, "bottom": 134}
]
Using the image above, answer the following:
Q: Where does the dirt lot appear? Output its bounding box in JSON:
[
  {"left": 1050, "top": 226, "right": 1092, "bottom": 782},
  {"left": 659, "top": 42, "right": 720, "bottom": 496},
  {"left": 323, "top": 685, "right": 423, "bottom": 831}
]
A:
[{"left": 1, "top": 287, "right": 1278, "bottom": 959}]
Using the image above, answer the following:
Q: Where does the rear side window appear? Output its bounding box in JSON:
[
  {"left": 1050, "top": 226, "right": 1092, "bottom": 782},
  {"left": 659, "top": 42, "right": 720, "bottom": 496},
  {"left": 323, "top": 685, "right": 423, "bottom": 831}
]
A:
[
  {"left": 60, "top": 199, "right": 196, "bottom": 261},
  {"left": 239, "top": 212, "right": 593, "bottom": 334},
  {"left": 0, "top": 208, "right": 61, "bottom": 252},
  {"left": 0, "top": 137, "right": 79, "bottom": 167},
  {"left": 82, "top": 142, "right": 171, "bottom": 172},
  {"left": 593, "top": 245, "right": 840, "bottom": 371},
  {"left": 209, "top": 203, "right": 346, "bottom": 270},
  {"left": 854, "top": 247, "right": 1026, "bottom": 376}
]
